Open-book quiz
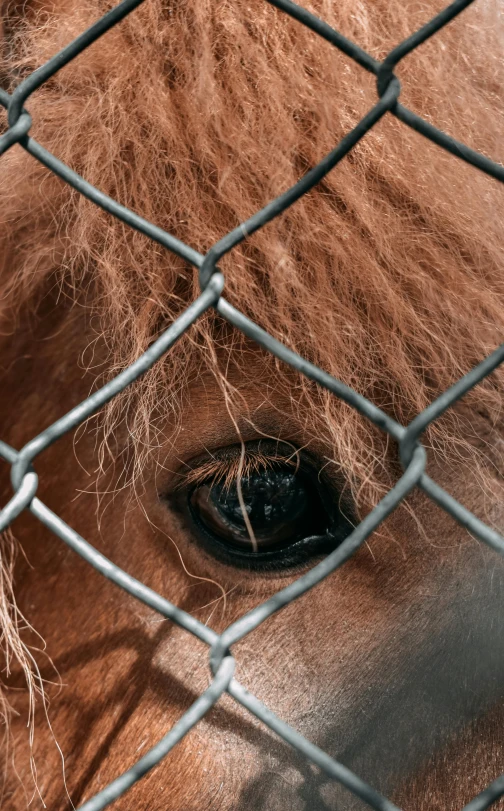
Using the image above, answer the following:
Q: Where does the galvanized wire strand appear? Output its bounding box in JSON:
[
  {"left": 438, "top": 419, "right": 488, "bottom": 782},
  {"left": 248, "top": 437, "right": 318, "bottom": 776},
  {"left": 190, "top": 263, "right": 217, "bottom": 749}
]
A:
[
  {"left": 77, "top": 655, "right": 236, "bottom": 811},
  {"left": 392, "top": 103, "right": 504, "bottom": 182},
  {"left": 228, "top": 680, "right": 403, "bottom": 811},
  {"left": 1, "top": 0, "right": 504, "bottom": 808},
  {"left": 198, "top": 77, "right": 401, "bottom": 290},
  {"left": 266, "top": 0, "right": 504, "bottom": 181},
  {"left": 0, "top": 471, "right": 38, "bottom": 533},
  {"left": 31, "top": 491, "right": 408, "bottom": 811},
  {"left": 0, "top": 108, "right": 30, "bottom": 154},
  {"left": 10, "top": 275, "right": 224, "bottom": 491},
  {"left": 0, "top": 436, "right": 410, "bottom": 811},
  {"left": 209, "top": 446, "right": 426, "bottom": 675},
  {"left": 400, "top": 344, "right": 504, "bottom": 467},
  {"left": 461, "top": 776, "right": 504, "bottom": 811},
  {"left": 0, "top": 99, "right": 202, "bottom": 264},
  {"left": 29, "top": 493, "right": 218, "bottom": 647},
  {"left": 419, "top": 475, "right": 504, "bottom": 557},
  {"left": 376, "top": 0, "right": 477, "bottom": 95},
  {"left": 216, "top": 298, "right": 404, "bottom": 438},
  {"left": 6, "top": 0, "right": 147, "bottom": 127}
]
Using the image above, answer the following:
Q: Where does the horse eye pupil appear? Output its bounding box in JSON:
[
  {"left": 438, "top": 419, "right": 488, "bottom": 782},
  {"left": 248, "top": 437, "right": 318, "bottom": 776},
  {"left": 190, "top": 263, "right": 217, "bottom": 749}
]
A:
[
  {"left": 189, "top": 466, "right": 328, "bottom": 553},
  {"left": 212, "top": 470, "right": 309, "bottom": 529}
]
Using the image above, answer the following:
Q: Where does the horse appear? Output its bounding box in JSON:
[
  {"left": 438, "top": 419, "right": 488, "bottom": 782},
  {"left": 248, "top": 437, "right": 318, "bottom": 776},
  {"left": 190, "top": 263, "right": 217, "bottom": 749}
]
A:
[{"left": 0, "top": 0, "right": 503, "bottom": 808}]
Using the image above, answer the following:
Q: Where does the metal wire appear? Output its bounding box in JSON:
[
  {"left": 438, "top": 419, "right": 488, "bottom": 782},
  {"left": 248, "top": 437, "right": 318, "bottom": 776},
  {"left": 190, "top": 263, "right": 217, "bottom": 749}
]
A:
[{"left": 1, "top": 0, "right": 503, "bottom": 808}]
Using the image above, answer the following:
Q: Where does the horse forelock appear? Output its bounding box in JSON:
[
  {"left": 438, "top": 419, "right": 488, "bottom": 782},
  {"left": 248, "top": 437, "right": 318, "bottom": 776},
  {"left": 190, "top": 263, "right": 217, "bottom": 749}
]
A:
[
  {"left": 0, "top": 1, "right": 504, "bottom": 805},
  {"left": 0, "top": 0, "right": 502, "bottom": 503}
]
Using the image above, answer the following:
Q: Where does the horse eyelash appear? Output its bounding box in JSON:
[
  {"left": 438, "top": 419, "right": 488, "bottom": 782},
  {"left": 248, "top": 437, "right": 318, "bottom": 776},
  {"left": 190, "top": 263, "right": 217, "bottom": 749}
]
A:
[{"left": 175, "top": 447, "right": 301, "bottom": 493}]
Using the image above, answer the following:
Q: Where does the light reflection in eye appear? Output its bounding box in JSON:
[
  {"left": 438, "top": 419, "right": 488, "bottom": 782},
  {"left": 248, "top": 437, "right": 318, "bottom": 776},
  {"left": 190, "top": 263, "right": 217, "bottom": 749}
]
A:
[
  {"left": 173, "top": 440, "right": 355, "bottom": 570},
  {"left": 189, "top": 466, "right": 327, "bottom": 551}
]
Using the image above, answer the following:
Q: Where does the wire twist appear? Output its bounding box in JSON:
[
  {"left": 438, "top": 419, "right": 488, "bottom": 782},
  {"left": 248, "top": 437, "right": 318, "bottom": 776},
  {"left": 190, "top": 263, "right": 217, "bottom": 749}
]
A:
[{"left": 1, "top": 0, "right": 503, "bottom": 809}]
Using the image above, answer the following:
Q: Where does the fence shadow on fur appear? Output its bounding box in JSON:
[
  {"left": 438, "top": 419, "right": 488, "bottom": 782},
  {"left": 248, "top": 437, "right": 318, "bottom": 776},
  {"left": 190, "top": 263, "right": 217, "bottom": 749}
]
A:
[{"left": 1, "top": 0, "right": 504, "bottom": 809}]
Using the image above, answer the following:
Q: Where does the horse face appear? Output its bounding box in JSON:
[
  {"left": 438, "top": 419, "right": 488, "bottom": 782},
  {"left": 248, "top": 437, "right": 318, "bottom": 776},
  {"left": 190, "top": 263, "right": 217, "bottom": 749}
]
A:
[
  {"left": 1, "top": 0, "right": 504, "bottom": 809},
  {"left": 1, "top": 306, "right": 504, "bottom": 811}
]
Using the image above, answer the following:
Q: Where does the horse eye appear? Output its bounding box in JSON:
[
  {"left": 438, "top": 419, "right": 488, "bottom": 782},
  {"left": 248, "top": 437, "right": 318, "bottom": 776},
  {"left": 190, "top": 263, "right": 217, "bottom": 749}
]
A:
[{"left": 185, "top": 458, "right": 353, "bottom": 571}]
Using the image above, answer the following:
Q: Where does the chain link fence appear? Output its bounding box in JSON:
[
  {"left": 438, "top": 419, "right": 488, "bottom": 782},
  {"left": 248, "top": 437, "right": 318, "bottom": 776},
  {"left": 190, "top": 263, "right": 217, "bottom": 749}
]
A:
[{"left": 1, "top": 0, "right": 504, "bottom": 808}]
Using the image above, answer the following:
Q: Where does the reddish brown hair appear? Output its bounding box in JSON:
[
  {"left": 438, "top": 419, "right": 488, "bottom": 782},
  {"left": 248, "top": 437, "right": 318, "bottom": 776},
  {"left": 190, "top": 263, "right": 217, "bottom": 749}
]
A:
[{"left": 1, "top": 0, "right": 503, "bottom": 495}]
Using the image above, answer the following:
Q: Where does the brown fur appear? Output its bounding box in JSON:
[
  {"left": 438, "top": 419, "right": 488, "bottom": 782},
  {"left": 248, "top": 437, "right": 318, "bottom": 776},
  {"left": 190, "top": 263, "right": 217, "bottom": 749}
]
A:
[{"left": 0, "top": 0, "right": 504, "bottom": 808}]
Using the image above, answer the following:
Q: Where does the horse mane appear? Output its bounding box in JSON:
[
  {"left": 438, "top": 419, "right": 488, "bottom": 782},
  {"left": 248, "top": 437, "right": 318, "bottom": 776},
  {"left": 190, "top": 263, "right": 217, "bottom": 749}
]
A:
[
  {"left": 0, "top": 0, "right": 503, "bottom": 498},
  {"left": 0, "top": 0, "right": 503, "bottom": 791}
]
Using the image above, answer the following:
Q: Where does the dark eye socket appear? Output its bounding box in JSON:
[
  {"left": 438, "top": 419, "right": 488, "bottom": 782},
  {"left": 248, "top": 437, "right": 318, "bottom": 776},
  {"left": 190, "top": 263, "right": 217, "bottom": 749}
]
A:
[
  {"left": 190, "top": 467, "right": 324, "bottom": 550},
  {"left": 179, "top": 441, "right": 354, "bottom": 572}
]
